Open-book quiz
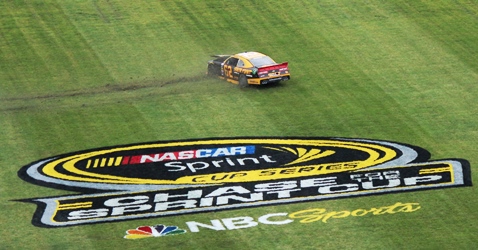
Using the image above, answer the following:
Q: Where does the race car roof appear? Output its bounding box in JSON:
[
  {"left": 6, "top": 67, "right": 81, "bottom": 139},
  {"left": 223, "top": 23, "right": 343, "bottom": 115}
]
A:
[{"left": 236, "top": 52, "right": 267, "bottom": 60}]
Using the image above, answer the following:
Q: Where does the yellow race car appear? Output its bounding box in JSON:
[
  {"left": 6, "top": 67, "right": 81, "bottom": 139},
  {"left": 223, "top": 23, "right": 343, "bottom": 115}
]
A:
[{"left": 207, "top": 52, "right": 290, "bottom": 87}]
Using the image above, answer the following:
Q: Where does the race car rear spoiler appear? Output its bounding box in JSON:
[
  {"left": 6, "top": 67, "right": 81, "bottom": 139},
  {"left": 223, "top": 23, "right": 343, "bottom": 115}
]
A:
[{"left": 257, "top": 62, "right": 289, "bottom": 73}]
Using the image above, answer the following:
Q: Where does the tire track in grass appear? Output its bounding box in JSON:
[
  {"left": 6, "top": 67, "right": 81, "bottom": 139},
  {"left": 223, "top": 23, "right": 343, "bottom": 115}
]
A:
[
  {"left": 0, "top": 74, "right": 208, "bottom": 111},
  {"left": 92, "top": 0, "right": 109, "bottom": 23},
  {"left": 0, "top": 74, "right": 207, "bottom": 102}
]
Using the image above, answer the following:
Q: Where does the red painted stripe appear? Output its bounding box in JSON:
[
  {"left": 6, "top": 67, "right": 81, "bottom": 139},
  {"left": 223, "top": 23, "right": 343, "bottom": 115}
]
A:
[{"left": 121, "top": 156, "right": 130, "bottom": 165}]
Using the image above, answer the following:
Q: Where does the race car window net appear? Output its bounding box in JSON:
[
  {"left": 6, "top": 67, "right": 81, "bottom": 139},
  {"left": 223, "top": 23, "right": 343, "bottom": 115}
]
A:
[{"left": 237, "top": 59, "right": 245, "bottom": 67}]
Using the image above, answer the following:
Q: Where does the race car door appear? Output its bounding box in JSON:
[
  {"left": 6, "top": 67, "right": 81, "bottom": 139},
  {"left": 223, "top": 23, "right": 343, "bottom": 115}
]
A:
[{"left": 223, "top": 57, "right": 239, "bottom": 81}]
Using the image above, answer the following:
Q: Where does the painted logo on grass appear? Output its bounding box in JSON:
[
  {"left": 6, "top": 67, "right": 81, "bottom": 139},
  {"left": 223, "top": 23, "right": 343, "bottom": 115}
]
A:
[
  {"left": 124, "top": 201, "right": 420, "bottom": 239},
  {"left": 124, "top": 224, "right": 186, "bottom": 239},
  {"left": 17, "top": 137, "right": 472, "bottom": 227}
]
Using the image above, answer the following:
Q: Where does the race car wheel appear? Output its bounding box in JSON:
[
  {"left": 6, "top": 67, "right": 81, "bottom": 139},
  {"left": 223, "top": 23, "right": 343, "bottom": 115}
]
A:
[{"left": 239, "top": 74, "right": 248, "bottom": 87}]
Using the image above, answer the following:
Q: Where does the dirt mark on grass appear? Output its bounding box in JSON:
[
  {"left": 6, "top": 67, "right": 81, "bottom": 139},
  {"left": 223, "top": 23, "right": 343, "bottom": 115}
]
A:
[
  {"left": 2, "top": 75, "right": 207, "bottom": 102},
  {"left": 0, "top": 74, "right": 208, "bottom": 112}
]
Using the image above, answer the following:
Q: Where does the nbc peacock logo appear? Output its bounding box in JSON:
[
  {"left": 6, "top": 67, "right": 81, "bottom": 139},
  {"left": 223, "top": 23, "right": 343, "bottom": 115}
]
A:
[{"left": 124, "top": 224, "right": 186, "bottom": 239}]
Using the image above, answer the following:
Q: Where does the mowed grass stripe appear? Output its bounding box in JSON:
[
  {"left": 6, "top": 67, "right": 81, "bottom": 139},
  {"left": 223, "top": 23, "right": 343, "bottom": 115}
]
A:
[
  {"left": 0, "top": 1, "right": 53, "bottom": 97},
  {"left": 0, "top": 1, "right": 113, "bottom": 98},
  {"left": 60, "top": 1, "right": 209, "bottom": 83},
  {"left": 384, "top": 0, "right": 478, "bottom": 154},
  {"left": 393, "top": 0, "right": 478, "bottom": 70},
  {"left": 1, "top": 0, "right": 477, "bottom": 249},
  {"left": 310, "top": 2, "right": 442, "bottom": 142},
  {"left": 257, "top": 2, "right": 432, "bottom": 140},
  {"left": 287, "top": 0, "right": 478, "bottom": 146}
]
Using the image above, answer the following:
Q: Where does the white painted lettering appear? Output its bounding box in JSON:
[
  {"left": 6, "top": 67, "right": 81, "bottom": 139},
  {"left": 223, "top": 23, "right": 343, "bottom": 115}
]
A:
[
  {"left": 216, "top": 193, "right": 263, "bottom": 205},
  {"left": 267, "top": 189, "right": 302, "bottom": 198},
  {"left": 404, "top": 175, "right": 442, "bottom": 185},
  {"left": 111, "top": 204, "right": 152, "bottom": 216},
  {"left": 254, "top": 181, "right": 297, "bottom": 192},
  {"left": 186, "top": 162, "right": 209, "bottom": 172},
  {"left": 222, "top": 217, "right": 258, "bottom": 230},
  {"left": 318, "top": 183, "right": 359, "bottom": 194},
  {"left": 164, "top": 161, "right": 187, "bottom": 171},
  {"left": 258, "top": 213, "right": 294, "bottom": 225},
  {"left": 68, "top": 209, "right": 109, "bottom": 220},
  {"left": 300, "top": 177, "right": 337, "bottom": 188},
  {"left": 154, "top": 200, "right": 197, "bottom": 211},
  {"left": 362, "top": 179, "right": 401, "bottom": 189},
  {"left": 104, "top": 196, "right": 149, "bottom": 207},
  {"left": 186, "top": 220, "right": 225, "bottom": 232},
  {"left": 206, "top": 186, "right": 251, "bottom": 197},
  {"left": 154, "top": 190, "right": 203, "bottom": 202}
]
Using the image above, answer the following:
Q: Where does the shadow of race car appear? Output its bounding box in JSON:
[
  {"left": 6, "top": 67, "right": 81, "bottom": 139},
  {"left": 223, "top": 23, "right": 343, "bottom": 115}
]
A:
[{"left": 207, "top": 51, "right": 290, "bottom": 87}]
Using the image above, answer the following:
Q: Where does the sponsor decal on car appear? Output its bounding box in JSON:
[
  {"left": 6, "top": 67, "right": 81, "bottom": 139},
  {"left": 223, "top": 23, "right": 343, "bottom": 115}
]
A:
[{"left": 16, "top": 137, "right": 471, "bottom": 228}]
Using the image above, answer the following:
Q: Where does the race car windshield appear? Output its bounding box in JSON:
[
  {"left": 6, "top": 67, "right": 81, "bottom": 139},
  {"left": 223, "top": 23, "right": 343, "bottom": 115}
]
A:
[{"left": 249, "top": 56, "right": 276, "bottom": 67}]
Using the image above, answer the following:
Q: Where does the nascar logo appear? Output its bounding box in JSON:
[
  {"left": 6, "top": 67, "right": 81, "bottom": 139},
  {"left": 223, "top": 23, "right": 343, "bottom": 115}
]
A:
[{"left": 85, "top": 146, "right": 256, "bottom": 173}]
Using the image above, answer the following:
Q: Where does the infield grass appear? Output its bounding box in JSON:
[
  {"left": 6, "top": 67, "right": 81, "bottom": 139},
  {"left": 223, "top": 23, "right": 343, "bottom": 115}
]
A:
[{"left": 1, "top": 0, "right": 477, "bottom": 249}]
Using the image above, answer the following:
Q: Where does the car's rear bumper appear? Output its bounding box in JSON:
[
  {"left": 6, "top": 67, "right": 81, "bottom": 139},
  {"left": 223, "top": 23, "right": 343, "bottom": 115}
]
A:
[{"left": 247, "top": 75, "right": 291, "bottom": 85}]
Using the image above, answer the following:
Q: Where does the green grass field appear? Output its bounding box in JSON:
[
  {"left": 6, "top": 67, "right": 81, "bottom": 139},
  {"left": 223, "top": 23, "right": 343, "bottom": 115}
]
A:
[{"left": 1, "top": 0, "right": 477, "bottom": 249}]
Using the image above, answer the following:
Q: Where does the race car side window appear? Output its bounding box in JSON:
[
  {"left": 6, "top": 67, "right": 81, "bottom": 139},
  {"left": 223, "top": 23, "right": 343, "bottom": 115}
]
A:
[
  {"left": 226, "top": 57, "right": 239, "bottom": 66},
  {"left": 237, "top": 59, "right": 245, "bottom": 67}
]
